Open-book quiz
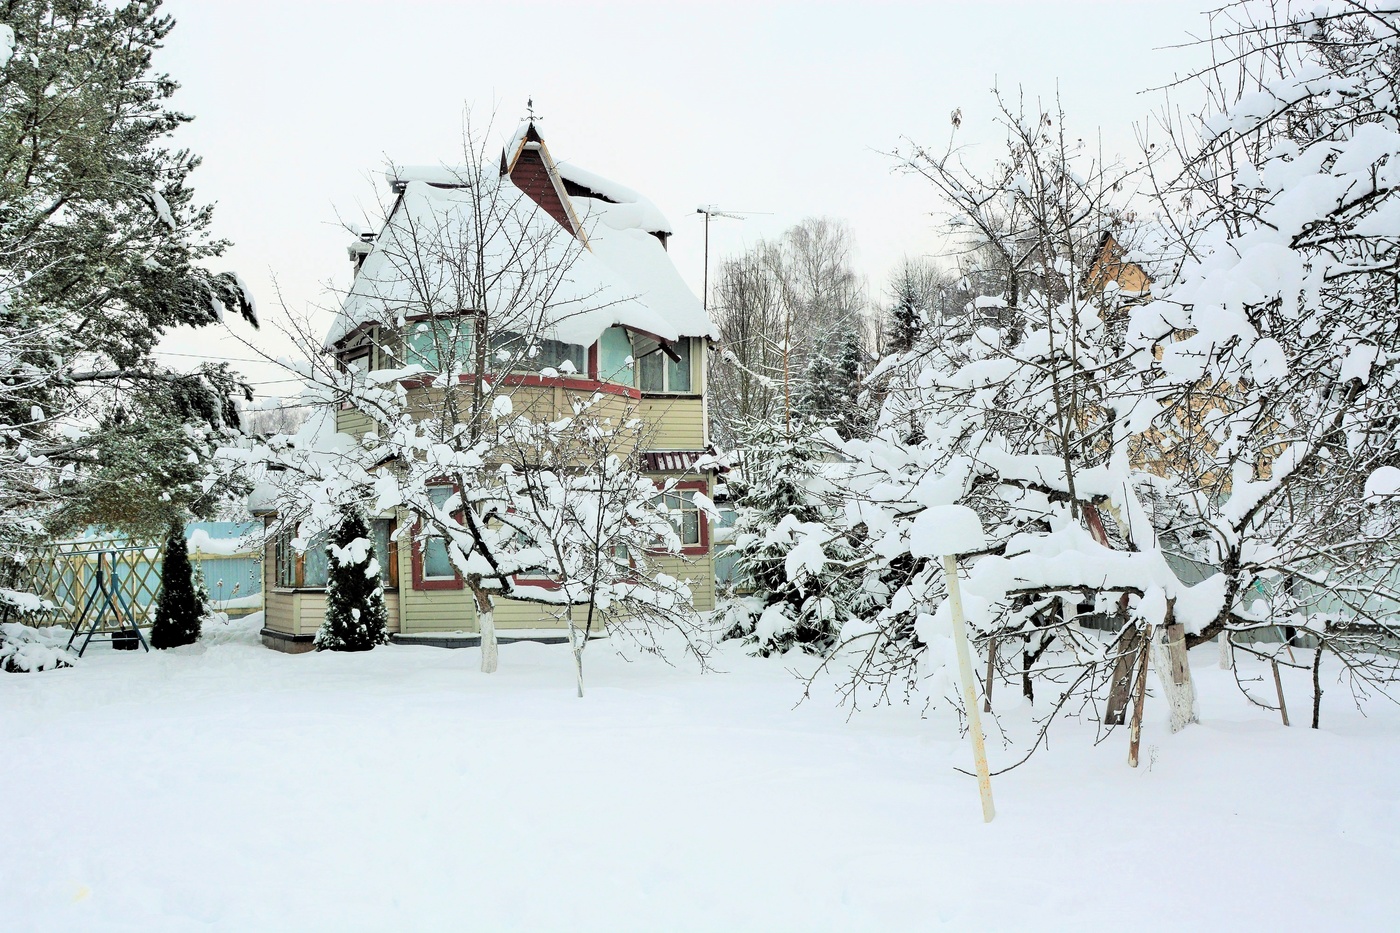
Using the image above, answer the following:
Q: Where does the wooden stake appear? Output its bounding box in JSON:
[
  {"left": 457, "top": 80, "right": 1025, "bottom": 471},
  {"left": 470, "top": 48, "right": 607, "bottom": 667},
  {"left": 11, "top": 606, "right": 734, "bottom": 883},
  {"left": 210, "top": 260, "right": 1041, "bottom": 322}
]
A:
[
  {"left": 944, "top": 554, "right": 995, "bottom": 822},
  {"left": 1127, "top": 623, "right": 1155, "bottom": 768},
  {"left": 983, "top": 636, "right": 997, "bottom": 713},
  {"left": 1271, "top": 658, "right": 1289, "bottom": 727},
  {"left": 1106, "top": 625, "right": 1144, "bottom": 726}
]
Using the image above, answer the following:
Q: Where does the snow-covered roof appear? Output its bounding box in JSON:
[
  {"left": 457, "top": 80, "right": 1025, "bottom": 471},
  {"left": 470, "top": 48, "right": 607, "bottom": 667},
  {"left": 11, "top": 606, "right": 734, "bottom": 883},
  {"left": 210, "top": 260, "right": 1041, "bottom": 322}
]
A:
[
  {"left": 556, "top": 161, "right": 672, "bottom": 234},
  {"left": 387, "top": 165, "right": 473, "bottom": 190},
  {"left": 327, "top": 127, "right": 714, "bottom": 349}
]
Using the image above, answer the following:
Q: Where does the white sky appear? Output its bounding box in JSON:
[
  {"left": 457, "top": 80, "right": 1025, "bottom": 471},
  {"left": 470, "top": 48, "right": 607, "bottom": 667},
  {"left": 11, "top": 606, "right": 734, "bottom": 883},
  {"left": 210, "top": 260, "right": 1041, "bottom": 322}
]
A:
[{"left": 153, "top": 0, "right": 1213, "bottom": 400}]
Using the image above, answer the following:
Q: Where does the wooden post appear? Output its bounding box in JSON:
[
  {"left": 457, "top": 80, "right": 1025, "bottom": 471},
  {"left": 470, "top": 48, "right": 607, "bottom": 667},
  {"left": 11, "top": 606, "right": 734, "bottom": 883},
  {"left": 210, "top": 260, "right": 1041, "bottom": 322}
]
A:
[
  {"left": 983, "top": 636, "right": 997, "bottom": 713},
  {"left": 1127, "top": 623, "right": 1155, "bottom": 768},
  {"left": 1271, "top": 658, "right": 1289, "bottom": 727},
  {"left": 1105, "top": 625, "right": 1144, "bottom": 726},
  {"left": 944, "top": 554, "right": 995, "bottom": 822}
]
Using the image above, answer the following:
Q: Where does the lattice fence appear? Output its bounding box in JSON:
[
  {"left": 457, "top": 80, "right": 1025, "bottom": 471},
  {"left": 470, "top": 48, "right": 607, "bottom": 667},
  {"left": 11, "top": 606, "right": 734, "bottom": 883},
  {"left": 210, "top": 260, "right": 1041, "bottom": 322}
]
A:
[{"left": 14, "top": 538, "right": 163, "bottom": 632}]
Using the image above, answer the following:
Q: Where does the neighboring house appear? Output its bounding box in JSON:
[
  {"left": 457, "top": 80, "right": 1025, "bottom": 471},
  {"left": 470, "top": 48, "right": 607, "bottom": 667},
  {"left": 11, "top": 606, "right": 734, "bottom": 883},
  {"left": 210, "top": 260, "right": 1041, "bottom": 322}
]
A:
[{"left": 254, "top": 121, "right": 720, "bottom": 652}]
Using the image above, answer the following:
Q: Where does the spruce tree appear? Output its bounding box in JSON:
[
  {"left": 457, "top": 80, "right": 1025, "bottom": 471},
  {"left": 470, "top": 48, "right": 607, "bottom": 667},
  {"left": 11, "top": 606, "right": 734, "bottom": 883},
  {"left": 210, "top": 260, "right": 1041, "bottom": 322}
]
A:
[
  {"left": 722, "top": 416, "right": 863, "bottom": 656},
  {"left": 315, "top": 508, "right": 389, "bottom": 651},
  {"left": 151, "top": 519, "right": 202, "bottom": 648}
]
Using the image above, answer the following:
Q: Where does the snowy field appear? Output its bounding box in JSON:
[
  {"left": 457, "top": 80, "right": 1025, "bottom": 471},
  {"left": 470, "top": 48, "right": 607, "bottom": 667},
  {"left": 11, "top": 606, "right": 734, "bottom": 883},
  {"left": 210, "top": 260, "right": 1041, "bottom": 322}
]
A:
[{"left": 4, "top": 615, "right": 1398, "bottom": 932}]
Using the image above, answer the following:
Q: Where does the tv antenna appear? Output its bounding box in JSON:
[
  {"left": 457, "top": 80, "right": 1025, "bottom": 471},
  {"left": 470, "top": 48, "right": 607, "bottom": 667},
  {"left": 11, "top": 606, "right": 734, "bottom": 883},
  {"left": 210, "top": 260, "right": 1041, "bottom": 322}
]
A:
[{"left": 694, "top": 205, "right": 768, "bottom": 311}]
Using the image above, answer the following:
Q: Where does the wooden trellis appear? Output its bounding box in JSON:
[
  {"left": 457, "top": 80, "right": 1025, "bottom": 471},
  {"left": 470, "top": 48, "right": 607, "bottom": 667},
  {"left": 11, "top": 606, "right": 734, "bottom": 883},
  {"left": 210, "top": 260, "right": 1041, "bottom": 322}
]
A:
[{"left": 14, "top": 537, "right": 164, "bottom": 633}]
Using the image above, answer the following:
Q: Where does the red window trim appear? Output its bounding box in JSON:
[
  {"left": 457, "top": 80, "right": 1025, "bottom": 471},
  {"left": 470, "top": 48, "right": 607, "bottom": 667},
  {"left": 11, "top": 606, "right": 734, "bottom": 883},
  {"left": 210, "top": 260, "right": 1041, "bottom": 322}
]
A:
[{"left": 511, "top": 575, "right": 563, "bottom": 591}]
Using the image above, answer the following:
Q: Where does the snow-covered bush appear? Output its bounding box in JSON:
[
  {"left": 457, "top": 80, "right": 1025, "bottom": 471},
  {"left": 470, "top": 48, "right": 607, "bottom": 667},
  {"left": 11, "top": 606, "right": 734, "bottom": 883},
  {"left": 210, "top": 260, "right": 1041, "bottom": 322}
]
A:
[
  {"left": 315, "top": 508, "right": 388, "bottom": 652},
  {"left": 0, "top": 620, "right": 75, "bottom": 673}
]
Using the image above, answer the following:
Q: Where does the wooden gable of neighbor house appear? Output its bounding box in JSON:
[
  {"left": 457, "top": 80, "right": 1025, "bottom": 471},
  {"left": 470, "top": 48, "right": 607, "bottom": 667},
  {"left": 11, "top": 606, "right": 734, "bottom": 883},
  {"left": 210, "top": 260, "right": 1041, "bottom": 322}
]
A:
[
  {"left": 503, "top": 122, "right": 581, "bottom": 236},
  {"left": 1084, "top": 231, "right": 1153, "bottom": 296}
]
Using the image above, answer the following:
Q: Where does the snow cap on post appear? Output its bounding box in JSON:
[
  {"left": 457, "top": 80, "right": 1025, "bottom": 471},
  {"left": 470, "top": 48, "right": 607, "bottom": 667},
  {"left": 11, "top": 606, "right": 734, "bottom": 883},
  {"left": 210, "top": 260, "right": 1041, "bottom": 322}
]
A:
[{"left": 909, "top": 505, "right": 986, "bottom": 557}]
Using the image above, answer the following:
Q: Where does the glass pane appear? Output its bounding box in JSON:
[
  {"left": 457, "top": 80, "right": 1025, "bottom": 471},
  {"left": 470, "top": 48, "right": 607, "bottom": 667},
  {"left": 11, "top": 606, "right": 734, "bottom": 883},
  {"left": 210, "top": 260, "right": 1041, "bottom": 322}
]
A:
[
  {"left": 639, "top": 351, "right": 664, "bottom": 392},
  {"left": 489, "top": 331, "right": 526, "bottom": 368},
  {"left": 371, "top": 519, "right": 393, "bottom": 585},
  {"left": 304, "top": 533, "right": 330, "bottom": 587},
  {"left": 682, "top": 510, "right": 700, "bottom": 546},
  {"left": 539, "top": 339, "right": 586, "bottom": 374},
  {"left": 423, "top": 487, "right": 455, "bottom": 578},
  {"left": 407, "top": 322, "right": 439, "bottom": 371},
  {"left": 598, "top": 326, "right": 633, "bottom": 382},
  {"left": 438, "top": 321, "right": 470, "bottom": 369},
  {"left": 667, "top": 338, "right": 693, "bottom": 392},
  {"left": 423, "top": 538, "right": 454, "bottom": 578}
]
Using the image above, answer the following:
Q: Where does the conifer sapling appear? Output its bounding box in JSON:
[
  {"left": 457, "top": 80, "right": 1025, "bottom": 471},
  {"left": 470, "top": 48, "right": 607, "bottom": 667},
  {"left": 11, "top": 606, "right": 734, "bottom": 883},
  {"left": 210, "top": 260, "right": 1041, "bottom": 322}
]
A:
[
  {"left": 315, "top": 508, "right": 389, "bottom": 651},
  {"left": 151, "top": 519, "right": 202, "bottom": 649}
]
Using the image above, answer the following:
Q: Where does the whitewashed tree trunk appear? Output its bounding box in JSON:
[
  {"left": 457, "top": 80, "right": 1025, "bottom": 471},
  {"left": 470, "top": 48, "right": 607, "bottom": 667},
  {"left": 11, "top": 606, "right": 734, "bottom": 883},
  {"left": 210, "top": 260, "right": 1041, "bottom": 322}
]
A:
[
  {"left": 479, "top": 609, "right": 498, "bottom": 673},
  {"left": 1218, "top": 631, "right": 1233, "bottom": 670},
  {"left": 1152, "top": 623, "right": 1199, "bottom": 733}
]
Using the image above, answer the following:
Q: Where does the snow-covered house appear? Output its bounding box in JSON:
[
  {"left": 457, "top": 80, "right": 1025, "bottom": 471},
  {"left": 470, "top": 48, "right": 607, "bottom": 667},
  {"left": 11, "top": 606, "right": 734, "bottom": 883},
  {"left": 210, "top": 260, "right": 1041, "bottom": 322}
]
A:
[{"left": 255, "top": 122, "right": 720, "bottom": 651}]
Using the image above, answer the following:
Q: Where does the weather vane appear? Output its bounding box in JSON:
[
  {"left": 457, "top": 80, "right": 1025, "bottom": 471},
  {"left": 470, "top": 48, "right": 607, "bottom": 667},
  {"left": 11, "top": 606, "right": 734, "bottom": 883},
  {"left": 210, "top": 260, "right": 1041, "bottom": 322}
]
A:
[{"left": 525, "top": 97, "right": 541, "bottom": 123}]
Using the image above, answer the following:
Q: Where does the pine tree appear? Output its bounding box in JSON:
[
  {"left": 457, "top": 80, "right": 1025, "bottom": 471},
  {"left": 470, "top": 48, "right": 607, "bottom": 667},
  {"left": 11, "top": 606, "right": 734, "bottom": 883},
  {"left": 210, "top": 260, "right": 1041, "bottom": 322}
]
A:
[
  {"left": 722, "top": 416, "right": 863, "bottom": 656},
  {"left": 151, "top": 520, "right": 202, "bottom": 648},
  {"left": 0, "top": 0, "right": 257, "bottom": 551},
  {"left": 315, "top": 508, "right": 389, "bottom": 652}
]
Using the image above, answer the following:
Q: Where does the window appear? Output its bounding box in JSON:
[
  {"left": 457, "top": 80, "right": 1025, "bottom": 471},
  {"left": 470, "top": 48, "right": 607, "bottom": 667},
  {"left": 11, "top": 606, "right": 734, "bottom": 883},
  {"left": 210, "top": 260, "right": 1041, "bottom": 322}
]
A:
[
  {"left": 420, "top": 486, "right": 457, "bottom": 580},
  {"left": 638, "top": 338, "right": 693, "bottom": 393},
  {"left": 273, "top": 519, "right": 396, "bottom": 588},
  {"left": 659, "top": 488, "right": 702, "bottom": 547},
  {"left": 406, "top": 317, "right": 472, "bottom": 372},
  {"left": 597, "top": 326, "right": 634, "bottom": 383},
  {"left": 490, "top": 331, "right": 586, "bottom": 375}
]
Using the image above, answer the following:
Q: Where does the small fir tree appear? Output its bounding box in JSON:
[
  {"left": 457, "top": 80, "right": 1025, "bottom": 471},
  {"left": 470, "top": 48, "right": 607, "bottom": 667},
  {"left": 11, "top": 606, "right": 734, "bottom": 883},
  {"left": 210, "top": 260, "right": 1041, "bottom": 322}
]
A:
[
  {"left": 315, "top": 508, "right": 389, "bottom": 652},
  {"left": 151, "top": 520, "right": 202, "bottom": 648}
]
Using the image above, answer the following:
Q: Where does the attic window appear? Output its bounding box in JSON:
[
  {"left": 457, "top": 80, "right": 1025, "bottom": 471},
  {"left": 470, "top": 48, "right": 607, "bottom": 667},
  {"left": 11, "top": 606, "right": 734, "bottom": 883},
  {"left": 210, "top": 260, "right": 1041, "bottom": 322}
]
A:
[
  {"left": 406, "top": 317, "right": 473, "bottom": 372},
  {"left": 639, "top": 337, "right": 693, "bottom": 393},
  {"left": 490, "top": 331, "right": 586, "bottom": 376}
]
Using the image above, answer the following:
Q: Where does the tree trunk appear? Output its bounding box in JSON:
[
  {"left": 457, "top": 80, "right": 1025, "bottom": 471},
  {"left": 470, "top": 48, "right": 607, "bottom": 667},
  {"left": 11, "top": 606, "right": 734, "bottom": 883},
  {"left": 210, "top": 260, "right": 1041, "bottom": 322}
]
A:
[
  {"left": 471, "top": 584, "right": 498, "bottom": 674},
  {"left": 1150, "top": 619, "right": 1199, "bottom": 733},
  {"left": 1218, "top": 631, "right": 1233, "bottom": 670},
  {"left": 1021, "top": 633, "right": 1034, "bottom": 703},
  {"left": 983, "top": 636, "right": 997, "bottom": 713},
  {"left": 1311, "top": 646, "right": 1323, "bottom": 730}
]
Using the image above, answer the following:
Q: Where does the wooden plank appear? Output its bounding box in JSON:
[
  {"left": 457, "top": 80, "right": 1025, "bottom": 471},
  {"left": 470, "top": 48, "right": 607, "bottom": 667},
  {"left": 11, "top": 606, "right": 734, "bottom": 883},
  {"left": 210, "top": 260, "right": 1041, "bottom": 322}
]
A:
[
  {"left": 1163, "top": 622, "right": 1190, "bottom": 685},
  {"left": 1128, "top": 623, "right": 1155, "bottom": 768},
  {"left": 1105, "top": 625, "right": 1144, "bottom": 726},
  {"left": 1272, "top": 658, "right": 1290, "bottom": 727}
]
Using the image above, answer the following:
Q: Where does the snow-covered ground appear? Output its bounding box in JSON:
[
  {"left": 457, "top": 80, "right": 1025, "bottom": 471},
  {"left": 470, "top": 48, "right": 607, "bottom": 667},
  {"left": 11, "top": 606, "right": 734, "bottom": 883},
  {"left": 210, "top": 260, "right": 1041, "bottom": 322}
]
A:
[{"left": 4, "top": 615, "right": 1397, "bottom": 932}]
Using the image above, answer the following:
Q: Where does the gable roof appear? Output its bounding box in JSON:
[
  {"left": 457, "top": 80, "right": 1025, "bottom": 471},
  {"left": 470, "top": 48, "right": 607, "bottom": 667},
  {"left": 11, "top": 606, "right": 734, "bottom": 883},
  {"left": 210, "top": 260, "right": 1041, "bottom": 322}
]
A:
[{"left": 327, "top": 121, "right": 715, "bottom": 350}]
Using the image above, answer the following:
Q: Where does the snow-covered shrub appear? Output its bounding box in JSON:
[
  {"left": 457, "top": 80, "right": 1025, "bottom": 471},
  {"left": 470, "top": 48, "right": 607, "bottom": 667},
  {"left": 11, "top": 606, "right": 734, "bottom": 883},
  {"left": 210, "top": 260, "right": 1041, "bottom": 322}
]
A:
[
  {"left": 0, "top": 621, "right": 75, "bottom": 673},
  {"left": 315, "top": 508, "right": 389, "bottom": 652}
]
